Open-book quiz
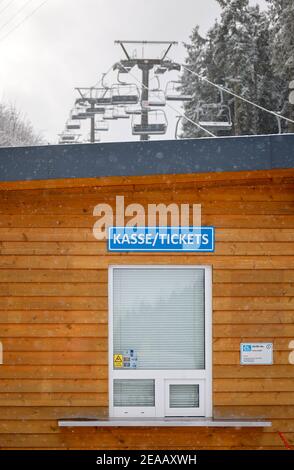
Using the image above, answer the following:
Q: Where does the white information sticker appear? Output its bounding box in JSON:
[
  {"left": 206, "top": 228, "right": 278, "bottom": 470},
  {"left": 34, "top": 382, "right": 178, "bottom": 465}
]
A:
[{"left": 240, "top": 343, "right": 273, "bottom": 365}]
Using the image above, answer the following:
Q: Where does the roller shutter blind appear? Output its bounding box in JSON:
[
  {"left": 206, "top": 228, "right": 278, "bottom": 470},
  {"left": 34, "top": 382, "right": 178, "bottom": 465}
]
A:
[
  {"left": 113, "top": 268, "right": 205, "bottom": 370},
  {"left": 169, "top": 384, "right": 200, "bottom": 408},
  {"left": 114, "top": 379, "right": 155, "bottom": 407}
]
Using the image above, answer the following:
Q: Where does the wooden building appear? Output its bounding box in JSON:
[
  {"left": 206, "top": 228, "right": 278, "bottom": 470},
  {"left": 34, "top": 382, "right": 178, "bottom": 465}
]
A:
[{"left": 0, "top": 134, "right": 293, "bottom": 450}]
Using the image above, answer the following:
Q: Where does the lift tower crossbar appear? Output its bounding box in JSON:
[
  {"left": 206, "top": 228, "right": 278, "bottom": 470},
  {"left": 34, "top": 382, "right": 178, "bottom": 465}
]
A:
[{"left": 115, "top": 40, "right": 179, "bottom": 141}]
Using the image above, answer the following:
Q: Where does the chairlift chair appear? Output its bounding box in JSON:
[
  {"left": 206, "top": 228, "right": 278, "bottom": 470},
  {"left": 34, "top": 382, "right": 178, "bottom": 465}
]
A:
[
  {"left": 154, "top": 66, "right": 168, "bottom": 75},
  {"left": 116, "top": 63, "right": 132, "bottom": 74},
  {"left": 59, "top": 139, "right": 78, "bottom": 145},
  {"left": 86, "top": 106, "right": 106, "bottom": 115},
  {"left": 165, "top": 81, "right": 192, "bottom": 102},
  {"left": 69, "top": 108, "right": 81, "bottom": 122},
  {"left": 66, "top": 118, "right": 81, "bottom": 131},
  {"left": 132, "top": 109, "right": 168, "bottom": 136},
  {"left": 94, "top": 88, "right": 113, "bottom": 106},
  {"left": 61, "top": 135, "right": 75, "bottom": 142},
  {"left": 197, "top": 87, "right": 232, "bottom": 132},
  {"left": 71, "top": 112, "right": 87, "bottom": 121},
  {"left": 113, "top": 107, "right": 130, "bottom": 119},
  {"left": 197, "top": 101, "right": 232, "bottom": 132},
  {"left": 72, "top": 106, "right": 89, "bottom": 120},
  {"left": 103, "top": 109, "right": 118, "bottom": 121},
  {"left": 75, "top": 98, "right": 90, "bottom": 107},
  {"left": 95, "top": 120, "right": 109, "bottom": 132},
  {"left": 125, "top": 106, "right": 143, "bottom": 115},
  {"left": 148, "top": 89, "right": 166, "bottom": 107},
  {"left": 58, "top": 132, "right": 80, "bottom": 145},
  {"left": 111, "top": 83, "right": 140, "bottom": 105},
  {"left": 71, "top": 112, "right": 81, "bottom": 121}
]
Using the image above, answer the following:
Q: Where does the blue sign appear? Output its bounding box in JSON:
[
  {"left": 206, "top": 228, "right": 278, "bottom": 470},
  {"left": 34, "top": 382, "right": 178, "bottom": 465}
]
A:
[{"left": 108, "top": 226, "right": 215, "bottom": 252}]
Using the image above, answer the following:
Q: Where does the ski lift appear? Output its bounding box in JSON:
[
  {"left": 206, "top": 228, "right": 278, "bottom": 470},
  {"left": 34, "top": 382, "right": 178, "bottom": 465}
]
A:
[
  {"left": 197, "top": 89, "right": 232, "bottom": 131},
  {"left": 59, "top": 140, "right": 78, "bottom": 145},
  {"left": 103, "top": 109, "right": 118, "bottom": 121},
  {"left": 148, "top": 90, "right": 166, "bottom": 107},
  {"left": 86, "top": 106, "right": 106, "bottom": 115},
  {"left": 69, "top": 108, "right": 83, "bottom": 122},
  {"left": 147, "top": 77, "right": 166, "bottom": 107},
  {"left": 59, "top": 139, "right": 73, "bottom": 144},
  {"left": 66, "top": 118, "right": 81, "bottom": 130},
  {"left": 75, "top": 98, "right": 91, "bottom": 107},
  {"left": 95, "top": 120, "right": 109, "bottom": 132},
  {"left": 197, "top": 103, "right": 232, "bottom": 131},
  {"left": 61, "top": 135, "right": 75, "bottom": 142},
  {"left": 71, "top": 111, "right": 80, "bottom": 121},
  {"left": 87, "top": 132, "right": 101, "bottom": 143},
  {"left": 58, "top": 132, "right": 80, "bottom": 145},
  {"left": 111, "top": 83, "right": 140, "bottom": 105},
  {"left": 72, "top": 106, "right": 88, "bottom": 120},
  {"left": 132, "top": 109, "right": 168, "bottom": 136},
  {"left": 155, "top": 66, "right": 168, "bottom": 75},
  {"left": 165, "top": 81, "right": 192, "bottom": 102},
  {"left": 113, "top": 107, "right": 130, "bottom": 119},
  {"left": 115, "top": 63, "right": 132, "bottom": 74},
  {"left": 125, "top": 106, "right": 143, "bottom": 115},
  {"left": 94, "top": 88, "right": 113, "bottom": 106}
]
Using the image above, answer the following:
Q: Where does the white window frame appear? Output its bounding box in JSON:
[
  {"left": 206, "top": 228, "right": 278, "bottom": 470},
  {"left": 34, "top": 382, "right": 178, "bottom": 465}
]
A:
[
  {"left": 165, "top": 379, "right": 205, "bottom": 417},
  {"left": 108, "top": 265, "right": 212, "bottom": 418}
]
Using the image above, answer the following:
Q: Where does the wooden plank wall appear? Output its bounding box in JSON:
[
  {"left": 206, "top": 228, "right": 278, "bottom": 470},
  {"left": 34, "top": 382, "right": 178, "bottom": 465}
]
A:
[{"left": 0, "top": 172, "right": 293, "bottom": 449}]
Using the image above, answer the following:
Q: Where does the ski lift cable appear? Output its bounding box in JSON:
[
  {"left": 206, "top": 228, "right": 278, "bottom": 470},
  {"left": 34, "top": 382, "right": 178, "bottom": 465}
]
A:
[
  {"left": 180, "top": 63, "right": 294, "bottom": 126},
  {"left": 119, "top": 63, "right": 216, "bottom": 138},
  {"left": 74, "top": 64, "right": 115, "bottom": 104},
  {"left": 92, "top": 64, "right": 115, "bottom": 90},
  {"left": 0, "top": 0, "right": 17, "bottom": 17},
  {"left": 0, "top": 0, "right": 49, "bottom": 43},
  {"left": 0, "top": 0, "right": 36, "bottom": 35}
]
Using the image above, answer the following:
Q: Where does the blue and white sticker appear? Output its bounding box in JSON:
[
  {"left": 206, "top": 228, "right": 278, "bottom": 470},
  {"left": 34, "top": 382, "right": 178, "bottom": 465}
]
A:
[{"left": 240, "top": 343, "right": 273, "bottom": 365}]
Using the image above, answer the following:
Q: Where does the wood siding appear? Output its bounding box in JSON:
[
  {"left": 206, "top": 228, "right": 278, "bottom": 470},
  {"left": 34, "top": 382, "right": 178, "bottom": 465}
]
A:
[{"left": 0, "top": 170, "right": 293, "bottom": 449}]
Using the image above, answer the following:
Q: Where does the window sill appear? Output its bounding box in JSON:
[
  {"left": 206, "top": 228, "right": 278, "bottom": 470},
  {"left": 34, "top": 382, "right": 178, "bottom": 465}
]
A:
[{"left": 58, "top": 418, "right": 271, "bottom": 428}]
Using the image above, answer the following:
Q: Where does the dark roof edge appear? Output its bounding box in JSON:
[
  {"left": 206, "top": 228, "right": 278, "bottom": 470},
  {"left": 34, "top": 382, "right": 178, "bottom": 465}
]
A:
[{"left": 0, "top": 134, "right": 293, "bottom": 183}]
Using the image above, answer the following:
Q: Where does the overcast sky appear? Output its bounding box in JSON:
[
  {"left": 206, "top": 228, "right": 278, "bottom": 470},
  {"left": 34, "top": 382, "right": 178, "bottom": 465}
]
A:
[{"left": 0, "top": 0, "right": 268, "bottom": 144}]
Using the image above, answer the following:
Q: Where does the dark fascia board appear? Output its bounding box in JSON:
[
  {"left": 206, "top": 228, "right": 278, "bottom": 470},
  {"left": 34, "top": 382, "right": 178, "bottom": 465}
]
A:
[{"left": 0, "top": 134, "right": 293, "bottom": 183}]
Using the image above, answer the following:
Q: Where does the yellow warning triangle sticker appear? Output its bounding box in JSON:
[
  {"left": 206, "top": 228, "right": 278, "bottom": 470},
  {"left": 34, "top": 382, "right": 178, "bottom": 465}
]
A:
[{"left": 114, "top": 354, "right": 123, "bottom": 363}]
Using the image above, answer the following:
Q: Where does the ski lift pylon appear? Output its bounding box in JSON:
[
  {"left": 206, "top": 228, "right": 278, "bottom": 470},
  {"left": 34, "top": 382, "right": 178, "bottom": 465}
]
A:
[{"left": 87, "top": 132, "right": 101, "bottom": 143}]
